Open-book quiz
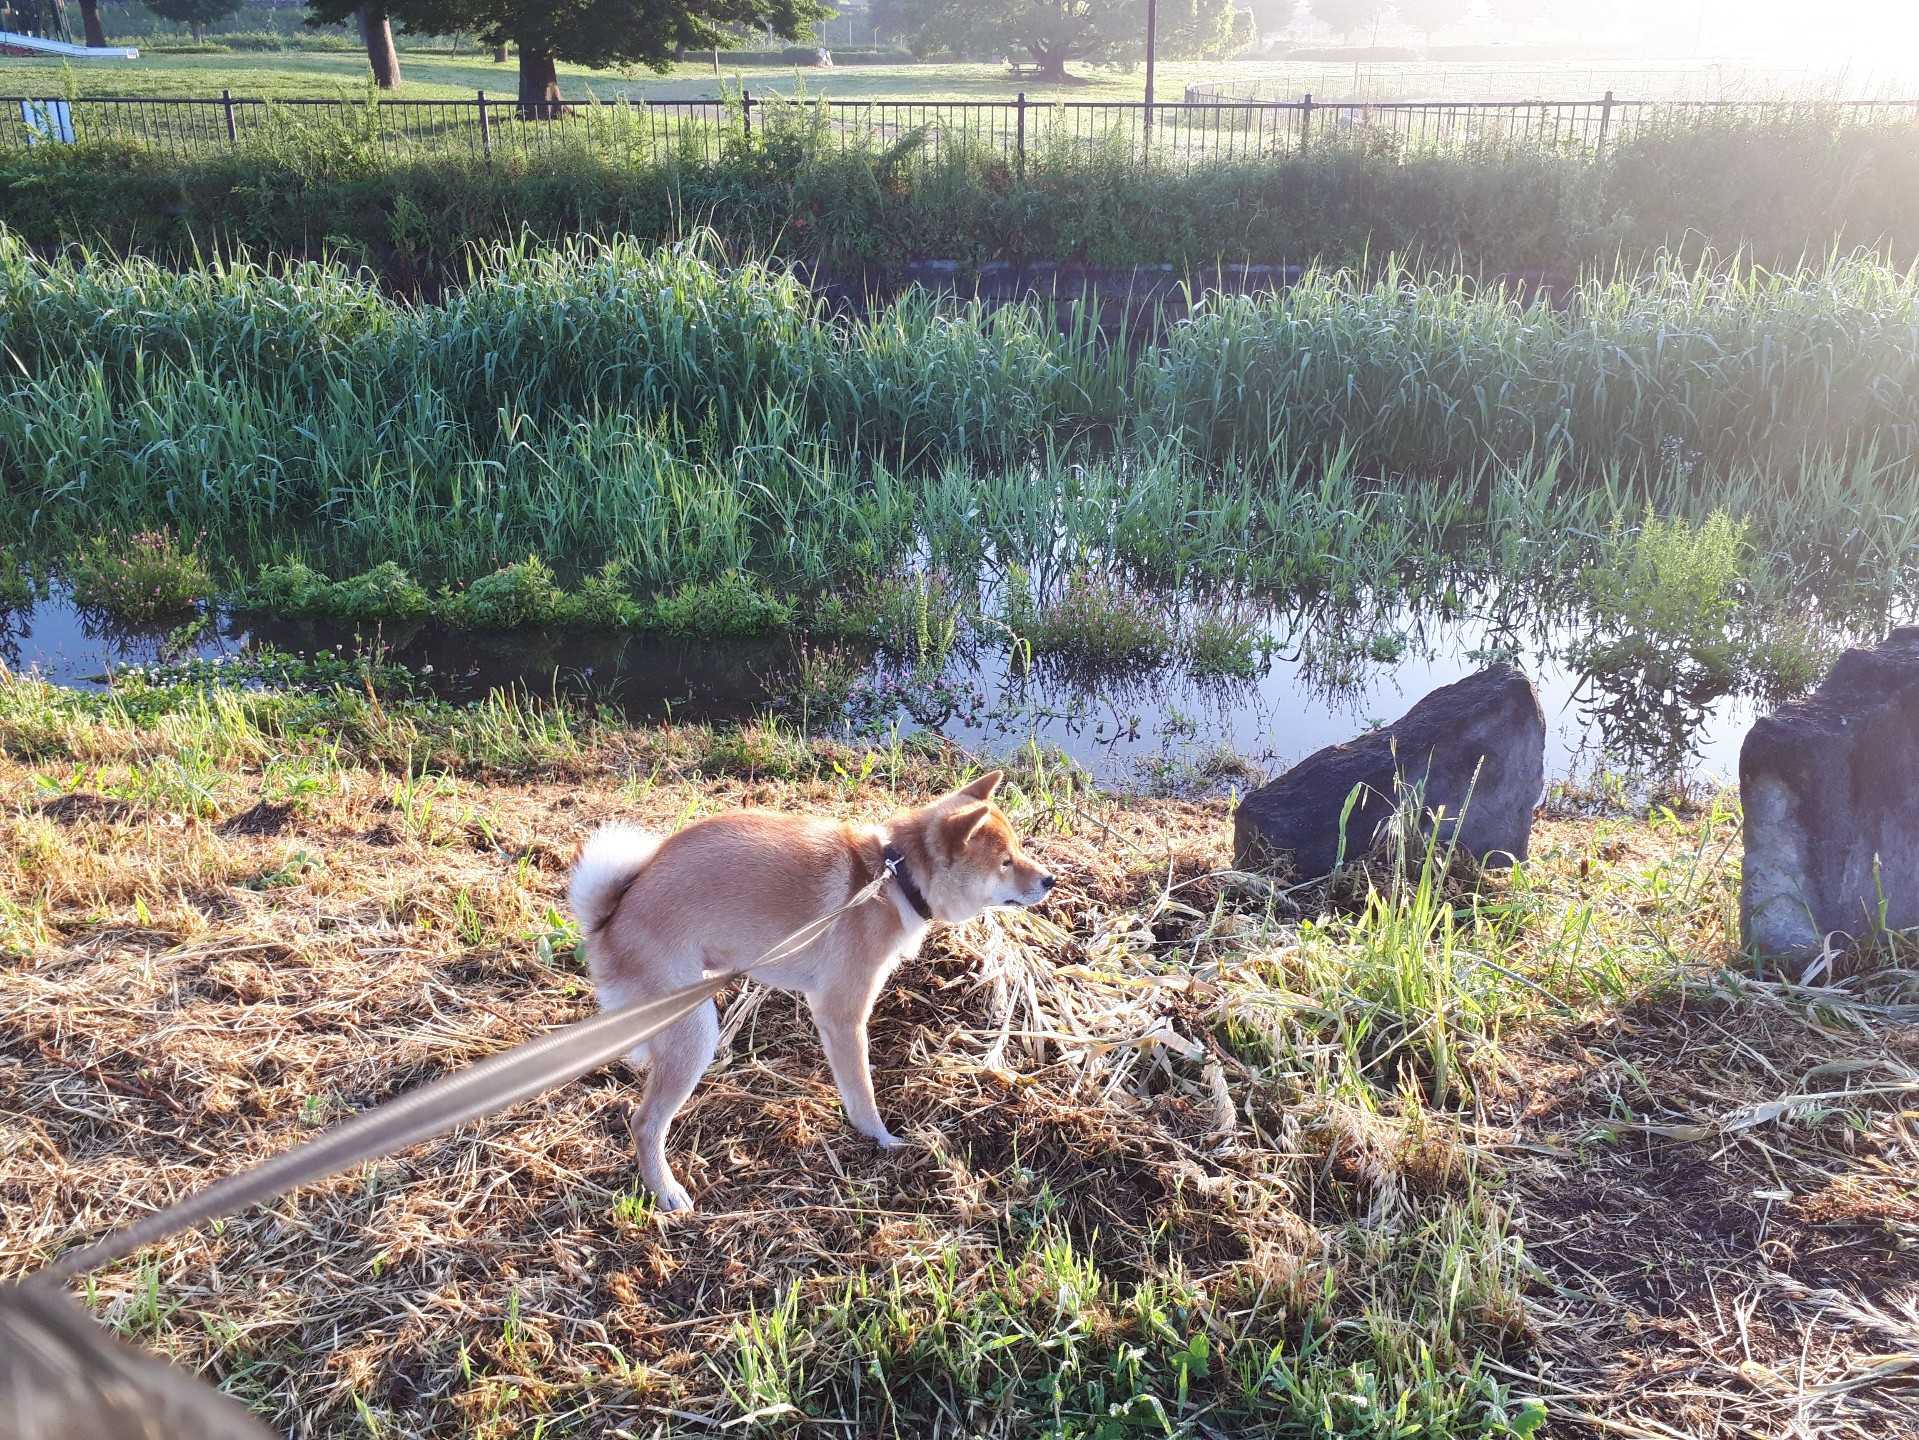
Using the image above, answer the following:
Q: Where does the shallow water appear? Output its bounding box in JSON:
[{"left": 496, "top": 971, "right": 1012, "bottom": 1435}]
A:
[{"left": 4, "top": 579, "right": 1840, "bottom": 790}]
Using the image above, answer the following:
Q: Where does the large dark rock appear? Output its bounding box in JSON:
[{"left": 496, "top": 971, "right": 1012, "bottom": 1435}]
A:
[
  {"left": 1740, "top": 626, "right": 1919, "bottom": 960},
  {"left": 1234, "top": 665, "right": 1546, "bottom": 878}
]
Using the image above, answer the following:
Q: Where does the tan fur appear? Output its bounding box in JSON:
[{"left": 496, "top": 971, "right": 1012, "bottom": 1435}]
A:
[{"left": 571, "top": 771, "right": 1053, "bottom": 1212}]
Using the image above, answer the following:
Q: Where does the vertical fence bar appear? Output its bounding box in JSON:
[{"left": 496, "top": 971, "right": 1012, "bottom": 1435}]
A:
[
  {"left": 477, "top": 90, "right": 491, "bottom": 161},
  {"left": 1015, "top": 90, "right": 1026, "bottom": 177},
  {"left": 1596, "top": 88, "right": 1614, "bottom": 160},
  {"left": 221, "top": 88, "right": 237, "bottom": 145},
  {"left": 1300, "top": 92, "right": 1312, "bottom": 155},
  {"left": 741, "top": 88, "right": 752, "bottom": 139}
]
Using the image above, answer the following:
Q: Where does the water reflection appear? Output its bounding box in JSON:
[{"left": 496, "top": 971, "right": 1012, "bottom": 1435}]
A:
[{"left": 2, "top": 576, "right": 1898, "bottom": 789}]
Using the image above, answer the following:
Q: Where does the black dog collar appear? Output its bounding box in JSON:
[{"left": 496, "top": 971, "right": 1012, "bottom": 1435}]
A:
[{"left": 882, "top": 842, "right": 934, "bottom": 923}]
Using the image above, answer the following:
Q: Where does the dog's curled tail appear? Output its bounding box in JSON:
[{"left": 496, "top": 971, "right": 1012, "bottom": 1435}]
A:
[{"left": 569, "top": 824, "right": 662, "bottom": 935}]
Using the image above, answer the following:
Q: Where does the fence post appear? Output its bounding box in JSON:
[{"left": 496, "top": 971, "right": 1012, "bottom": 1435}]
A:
[
  {"left": 1300, "top": 91, "right": 1312, "bottom": 155},
  {"left": 477, "top": 90, "right": 491, "bottom": 161},
  {"left": 221, "top": 88, "right": 237, "bottom": 145},
  {"left": 742, "top": 88, "right": 752, "bottom": 139},
  {"left": 1596, "top": 87, "right": 1614, "bottom": 159},
  {"left": 1015, "top": 90, "right": 1026, "bottom": 178}
]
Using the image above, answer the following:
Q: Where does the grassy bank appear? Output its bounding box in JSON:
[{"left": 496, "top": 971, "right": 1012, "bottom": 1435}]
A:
[
  {"left": 0, "top": 670, "right": 1912, "bottom": 1438},
  {"left": 4, "top": 109, "right": 1919, "bottom": 277},
  {"left": 4, "top": 233, "right": 1919, "bottom": 606}
]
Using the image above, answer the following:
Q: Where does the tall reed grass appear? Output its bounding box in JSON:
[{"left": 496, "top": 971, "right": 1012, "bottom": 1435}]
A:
[{"left": 2, "top": 231, "right": 1917, "bottom": 599}]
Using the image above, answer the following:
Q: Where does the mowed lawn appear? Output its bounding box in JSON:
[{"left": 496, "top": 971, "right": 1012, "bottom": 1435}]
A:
[
  {"left": 0, "top": 51, "right": 1200, "bottom": 102},
  {"left": 0, "top": 50, "right": 1746, "bottom": 104}
]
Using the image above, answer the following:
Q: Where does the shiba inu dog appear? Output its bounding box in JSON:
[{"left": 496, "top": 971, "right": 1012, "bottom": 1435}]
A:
[{"left": 569, "top": 772, "right": 1055, "bottom": 1212}]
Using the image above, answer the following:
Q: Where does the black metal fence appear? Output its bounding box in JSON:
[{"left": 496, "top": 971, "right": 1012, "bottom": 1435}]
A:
[{"left": 4, "top": 91, "right": 1917, "bottom": 168}]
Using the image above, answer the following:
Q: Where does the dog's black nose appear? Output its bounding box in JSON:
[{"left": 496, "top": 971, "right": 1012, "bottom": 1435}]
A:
[{"left": 1040, "top": 873, "right": 1056, "bottom": 891}]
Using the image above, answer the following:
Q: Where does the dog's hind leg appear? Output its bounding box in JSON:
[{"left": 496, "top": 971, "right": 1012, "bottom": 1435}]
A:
[
  {"left": 808, "top": 990, "right": 903, "bottom": 1150},
  {"left": 626, "top": 998, "right": 719, "bottom": 1213}
]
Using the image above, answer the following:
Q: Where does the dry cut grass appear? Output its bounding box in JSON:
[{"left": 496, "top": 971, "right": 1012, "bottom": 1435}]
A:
[{"left": 0, "top": 671, "right": 1913, "bottom": 1438}]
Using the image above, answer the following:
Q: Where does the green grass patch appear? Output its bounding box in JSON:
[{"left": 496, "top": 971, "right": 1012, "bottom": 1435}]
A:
[
  {"left": 1004, "top": 571, "right": 1178, "bottom": 667},
  {"left": 1186, "top": 611, "right": 1271, "bottom": 680},
  {"left": 66, "top": 529, "right": 213, "bottom": 621}
]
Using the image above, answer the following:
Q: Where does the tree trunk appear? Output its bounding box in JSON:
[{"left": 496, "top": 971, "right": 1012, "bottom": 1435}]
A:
[
  {"left": 77, "top": 0, "right": 105, "bottom": 47},
  {"left": 1033, "top": 47, "right": 1070, "bottom": 81},
  {"left": 518, "top": 45, "right": 563, "bottom": 119},
  {"left": 492, "top": 43, "right": 508, "bottom": 62},
  {"left": 358, "top": 7, "right": 401, "bottom": 90}
]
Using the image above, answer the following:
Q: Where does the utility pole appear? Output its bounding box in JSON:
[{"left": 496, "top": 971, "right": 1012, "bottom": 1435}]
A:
[{"left": 1144, "top": 0, "right": 1157, "bottom": 153}]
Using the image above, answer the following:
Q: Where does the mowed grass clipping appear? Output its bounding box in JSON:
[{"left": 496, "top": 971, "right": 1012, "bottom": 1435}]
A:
[{"left": 0, "top": 671, "right": 1913, "bottom": 1438}]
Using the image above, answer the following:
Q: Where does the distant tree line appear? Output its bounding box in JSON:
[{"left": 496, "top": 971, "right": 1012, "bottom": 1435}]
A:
[{"left": 81, "top": 0, "right": 1642, "bottom": 111}]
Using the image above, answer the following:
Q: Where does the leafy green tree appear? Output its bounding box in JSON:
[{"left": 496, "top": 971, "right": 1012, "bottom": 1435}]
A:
[
  {"left": 1241, "top": 0, "right": 1301, "bottom": 44},
  {"left": 1481, "top": 0, "right": 1589, "bottom": 36},
  {"left": 884, "top": 0, "right": 1240, "bottom": 80},
  {"left": 1396, "top": 0, "right": 1466, "bottom": 44},
  {"left": 141, "top": 0, "right": 241, "bottom": 41},
  {"left": 1307, "top": 0, "right": 1390, "bottom": 43},
  {"left": 308, "top": 0, "right": 829, "bottom": 116}
]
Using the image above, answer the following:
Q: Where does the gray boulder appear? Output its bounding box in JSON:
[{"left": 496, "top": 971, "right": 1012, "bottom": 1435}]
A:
[
  {"left": 1740, "top": 626, "right": 1919, "bottom": 960},
  {"left": 1234, "top": 665, "right": 1546, "bottom": 878}
]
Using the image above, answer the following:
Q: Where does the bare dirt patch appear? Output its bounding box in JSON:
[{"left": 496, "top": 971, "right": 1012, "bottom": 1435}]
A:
[
  {"left": 217, "top": 800, "right": 295, "bottom": 838},
  {"left": 1494, "top": 984, "right": 1919, "bottom": 1438}
]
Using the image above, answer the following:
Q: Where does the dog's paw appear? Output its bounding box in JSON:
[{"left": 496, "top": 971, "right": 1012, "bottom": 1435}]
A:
[
  {"left": 652, "top": 1179, "right": 696, "bottom": 1213},
  {"left": 869, "top": 1128, "right": 907, "bottom": 1150}
]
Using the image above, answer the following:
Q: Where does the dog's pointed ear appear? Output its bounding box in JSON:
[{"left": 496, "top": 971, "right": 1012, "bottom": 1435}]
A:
[
  {"left": 944, "top": 803, "right": 993, "bottom": 849},
  {"left": 954, "top": 770, "right": 1002, "bottom": 803}
]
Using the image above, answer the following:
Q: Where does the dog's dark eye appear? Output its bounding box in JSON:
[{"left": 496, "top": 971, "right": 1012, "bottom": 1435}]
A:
[{"left": 1002, "top": 858, "right": 1013, "bottom": 869}]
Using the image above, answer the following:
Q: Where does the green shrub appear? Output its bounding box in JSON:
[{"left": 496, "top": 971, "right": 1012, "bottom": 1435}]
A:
[
  {"left": 445, "top": 557, "right": 570, "bottom": 628},
  {"left": 67, "top": 530, "right": 212, "bottom": 621},
  {"left": 243, "top": 558, "right": 331, "bottom": 613},
  {"left": 1568, "top": 509, "right": 1754, "bottom": 766},
  {"left": 559, "top": 560, "right": 643, "bottom": 628},
  {"left": 1744, "top": 608, "right": 1841, "bottom": 702},
  {"left": 651, "top": 571, "right": 795, "bottom": 639},
  {"left": 241, "top": 559, "right": 430, "bottom": 621},
  {"left": 1577, "top": 509, "right": 1749, "bottom": 680},
  {"left": 332, "top": 561, "right": 433, "bottom": 621}
]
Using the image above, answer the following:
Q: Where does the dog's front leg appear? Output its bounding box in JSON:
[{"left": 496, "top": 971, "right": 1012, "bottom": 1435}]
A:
[{"left": 808, "top": 989, "right": 904, "bottom": 1149}]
